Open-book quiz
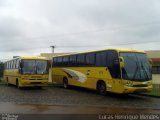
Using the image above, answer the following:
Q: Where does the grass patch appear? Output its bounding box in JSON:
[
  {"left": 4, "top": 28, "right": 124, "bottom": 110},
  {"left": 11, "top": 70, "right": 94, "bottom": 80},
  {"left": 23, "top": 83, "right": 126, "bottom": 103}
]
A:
[
  {"left": 140, "top": 87, "right": 160, "bottom": 97},
  {"left": 0, "top": 78, "right": 6, "bottom": 84}
]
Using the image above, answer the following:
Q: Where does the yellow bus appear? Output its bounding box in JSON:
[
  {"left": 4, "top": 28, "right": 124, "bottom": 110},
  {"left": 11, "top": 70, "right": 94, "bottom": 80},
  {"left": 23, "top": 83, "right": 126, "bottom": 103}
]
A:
[
  {"left": 4, "top": 56, "right": 49, "bottom": 88},
  {"left": 52, "top": 48, "right": 152, "bottom": 94}
]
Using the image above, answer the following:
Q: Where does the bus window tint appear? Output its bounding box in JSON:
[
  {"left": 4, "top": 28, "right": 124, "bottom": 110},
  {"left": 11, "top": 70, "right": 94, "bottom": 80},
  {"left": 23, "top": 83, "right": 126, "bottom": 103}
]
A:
[
  {"left": 8, "top": 62, "right": 10, "bottom": 69},
  {"left": 57, "top": 57, "right": 62, "bottom": 66},
  {"left": 13, "top": 60, "right": 15, "bottom": 69},
  {"left": 77, "top": 54, "right": 85, "bottom": 66},
  {"left": 36, "top": 60, "right": 48, "bottom": 74},
  {"left": 96, "top": 52, "right": 106, "bottom": 66},
  {"left": 52, "top": 57, "right": 58, "bottom": 66},
  {"left": 63, "top": 56, "right": 69, "bottom": 66},
  {"left": 58, "top": 57, "right": 62, "bottom": 63},
  {"left": 86, "top": 53, "right": 95, "bottom": 66},
  {"left": 69, "top": 55, "right": 76, "bottom": 66},
  {"left": 22, "top": 60, "right": 36, "bottom": 74},
  {"left": 16, "top": 59, "right": 19, "bottom": 69}
]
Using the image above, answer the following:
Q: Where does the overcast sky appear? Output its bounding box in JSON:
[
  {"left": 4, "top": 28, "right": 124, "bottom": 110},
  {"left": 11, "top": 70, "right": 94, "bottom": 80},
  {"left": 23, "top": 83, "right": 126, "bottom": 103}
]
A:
[{"left": 0, "top": 0, "right": 160, "bottom": 60}]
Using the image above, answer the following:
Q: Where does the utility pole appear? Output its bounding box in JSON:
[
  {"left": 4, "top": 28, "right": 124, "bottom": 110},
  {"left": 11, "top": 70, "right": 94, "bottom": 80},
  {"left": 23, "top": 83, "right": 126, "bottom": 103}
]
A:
[
  {"left": 49, "top": 46, "right": 55, "bottom": 83},
  {"left": 50, "top": 46, "right": 55, "bottom": 53}
]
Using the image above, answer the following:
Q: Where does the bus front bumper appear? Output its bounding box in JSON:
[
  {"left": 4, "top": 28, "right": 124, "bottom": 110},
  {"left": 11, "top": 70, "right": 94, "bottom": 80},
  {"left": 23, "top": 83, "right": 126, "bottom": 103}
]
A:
[
  {"left": 19, "top": 80, "right": 48, "bottom": 87},
  {"left": 123, "top": 85, "right": 153, "bottom": 94}
]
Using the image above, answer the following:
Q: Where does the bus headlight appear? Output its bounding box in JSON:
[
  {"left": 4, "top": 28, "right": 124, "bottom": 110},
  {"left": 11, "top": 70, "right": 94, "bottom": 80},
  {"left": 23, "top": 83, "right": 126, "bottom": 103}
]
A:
[
  {"left": 124, "top": 81, "right": 132, "bottom": 87},
  {"left": 124, "top": 83, "right": 132, "bottom": 87}
]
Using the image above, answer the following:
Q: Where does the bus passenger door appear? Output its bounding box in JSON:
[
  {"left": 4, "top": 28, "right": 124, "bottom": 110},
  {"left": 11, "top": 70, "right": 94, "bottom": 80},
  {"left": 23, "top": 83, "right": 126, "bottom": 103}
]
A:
[
  {"left": 106, "top": 50, "right": 122, "bottom": 93},
  {"left": 109, "top": 62, "right": 122, "bottom": 93}
]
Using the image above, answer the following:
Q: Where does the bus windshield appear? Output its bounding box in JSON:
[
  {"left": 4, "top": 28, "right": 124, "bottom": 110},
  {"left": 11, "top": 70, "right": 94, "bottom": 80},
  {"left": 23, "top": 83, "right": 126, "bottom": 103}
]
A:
[
  {"left": 21, "top": 60, "right": 48, "bottom": 74},
  {"left": 120, "top": 52, "right": 152, "bottom": 81}
]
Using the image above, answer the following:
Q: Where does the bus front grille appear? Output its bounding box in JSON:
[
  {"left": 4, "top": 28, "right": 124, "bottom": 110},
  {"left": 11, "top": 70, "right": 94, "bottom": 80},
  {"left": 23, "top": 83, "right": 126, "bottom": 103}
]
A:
[
  {"left": 29, "top": 79, "right": 43, "bottom": 80},
  {"left": 132, "top": 84, "right": 148, "bottom": 87},
  {"left": 31, "top": 76, "right": 41, "bottom": 78},
  {"left": 30, "top": 82, "right": 41, "bottom": 84}
]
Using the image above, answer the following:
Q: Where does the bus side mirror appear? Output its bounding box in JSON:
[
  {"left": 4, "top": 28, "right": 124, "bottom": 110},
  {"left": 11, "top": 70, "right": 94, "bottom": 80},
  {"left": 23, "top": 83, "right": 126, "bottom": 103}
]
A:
[{"left": 119, "top": 57, "right": 124, "bottom": 68}]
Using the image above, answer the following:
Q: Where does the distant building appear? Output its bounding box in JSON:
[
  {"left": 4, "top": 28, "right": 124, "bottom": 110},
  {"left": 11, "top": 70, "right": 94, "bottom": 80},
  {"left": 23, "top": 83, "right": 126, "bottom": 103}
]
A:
[
  {"left": 40, "top": 53, "right": 68, "bottom": 60},
  {"left": 40, "top": 52, "right": 77, "bottom": 60},
  {"left": 146, "top": 50, "right": 160, "bottom": 58},
  {"left": 146, "top": 50, "right": 160, "bottom": 74},
  {"left": 146, "top": 50, "right": 160, "bottom": 84}
]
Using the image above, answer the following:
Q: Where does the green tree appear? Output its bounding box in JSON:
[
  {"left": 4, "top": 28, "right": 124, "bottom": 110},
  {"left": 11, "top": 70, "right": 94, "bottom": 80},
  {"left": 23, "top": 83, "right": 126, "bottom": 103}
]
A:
[{"left": 0, "top": 62, "right": 4, "bottom": 78}]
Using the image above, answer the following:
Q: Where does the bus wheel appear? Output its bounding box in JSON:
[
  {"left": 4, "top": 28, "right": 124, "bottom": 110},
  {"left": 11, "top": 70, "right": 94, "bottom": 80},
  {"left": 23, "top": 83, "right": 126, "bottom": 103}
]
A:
[
  {"left": 97, "top": 81, "right": 106, "bottom": 96},
  {"left": 63, "top": 78, "right": 68, "bottom": 89}
]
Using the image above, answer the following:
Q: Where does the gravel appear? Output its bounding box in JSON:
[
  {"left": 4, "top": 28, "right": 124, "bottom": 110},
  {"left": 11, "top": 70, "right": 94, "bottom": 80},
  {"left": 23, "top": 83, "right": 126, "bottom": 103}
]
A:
[{"left": 0, "top": 85, "right": 160, "bottom": 109}]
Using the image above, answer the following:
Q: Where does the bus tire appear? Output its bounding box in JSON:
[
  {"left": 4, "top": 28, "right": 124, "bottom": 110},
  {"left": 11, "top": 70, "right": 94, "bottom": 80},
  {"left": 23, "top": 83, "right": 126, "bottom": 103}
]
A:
[
  {"left": 97, "top": 81, "right": 106, "bottom": 96},
  {"left": 63, "top": 77, "right": 69, "bottom": 89}
]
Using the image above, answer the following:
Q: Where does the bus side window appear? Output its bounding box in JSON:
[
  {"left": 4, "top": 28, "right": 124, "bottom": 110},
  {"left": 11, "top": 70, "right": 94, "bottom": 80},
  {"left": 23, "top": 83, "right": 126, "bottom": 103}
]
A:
[
  {"left": 106, "top": 50, "right": 120, "bottom": 79},
  {"left": 10, "top": 61, "right": 12, "bottom": 69},
  {"left": 16, "top": 59, "right": 20, "bottom": 69},
  {"left": 69, "top": 55, "right": 76, "bottom": 66},
  {"left": 52, "top": 57, "right": 57, "bottom": 66},
  {"left": 77, "top": 54, "right": 85, "bottom": 66},
  {"left": 4, "top": 63, "right": 6, "bottom": 69},
  {"left": 86, "top": 53, "right": 95, "bottom": 66},
  {"left": 63, "top": 56, "right": 69, "bottom": 66},
  {"left": 95, "top": 51, "right": 106, "bottom": 66},
  {"left": 57, "top": 57, "right": 62, "bottom": 67},
  {"left": 13, "top": 60, "right": 15, "bottom": 69},
  {"left": 6, "top": 62, "right": 8, "bottom": 69},
  {"left": 8, "top": 62, "right": 9, "bottom": 69},
  {"left": 8, "top": 61, "right": 11, "bottom": 69}
]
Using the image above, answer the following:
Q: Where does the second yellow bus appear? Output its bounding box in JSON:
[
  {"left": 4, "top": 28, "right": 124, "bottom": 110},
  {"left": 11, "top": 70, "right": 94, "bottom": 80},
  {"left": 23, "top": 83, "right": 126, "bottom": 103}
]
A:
[{"left": 4, "top": 56, "right": 49, "bottom": 88}]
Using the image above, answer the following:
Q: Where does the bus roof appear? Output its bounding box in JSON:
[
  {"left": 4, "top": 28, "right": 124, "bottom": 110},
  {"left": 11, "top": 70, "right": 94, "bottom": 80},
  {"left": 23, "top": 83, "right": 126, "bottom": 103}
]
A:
[
  {"left": 19, "top": 56, "right": 47, "bottom": 60},
  {"left": 5, "top": 56, "right": 47, "bottom": 62},
  {"left": 53, "top": 48, "right": 145, "bottom": 57}
]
